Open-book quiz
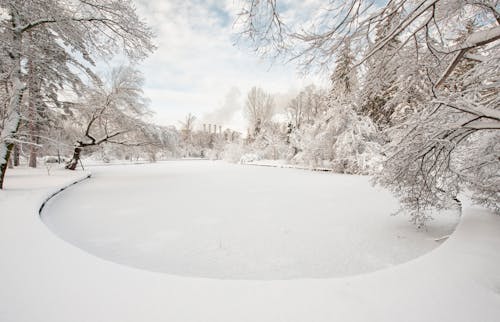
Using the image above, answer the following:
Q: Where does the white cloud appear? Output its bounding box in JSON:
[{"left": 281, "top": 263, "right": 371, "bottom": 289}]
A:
[
  {"left": 133, "top": 0, "right": 327, "bottom": 132},
  {"left": 201, "top": 87, "right": 242, "bottom": 128}
]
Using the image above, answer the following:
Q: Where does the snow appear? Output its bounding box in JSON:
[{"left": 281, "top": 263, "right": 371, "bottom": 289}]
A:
[
  {"left": 1, "top": 161, "right": 500, "bottom": 322},
  {"left": 246, "top": 158, "right": 334, "bottom": 171},
  {"left": 42, "top": 161, "right": 459, "bottom": 279},
  {"left": 465, "top": 25, "right": 500, "bottom": 49},
  {"left": 239, "top": 153, "right": 261, "bottom": 163}
]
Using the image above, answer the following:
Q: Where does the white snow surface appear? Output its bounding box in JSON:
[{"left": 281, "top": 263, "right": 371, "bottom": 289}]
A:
[
  {"left": 1, "top": 161, "right": 499, "bottom": 322},
  {"left": 42, "top": 161, "right": 458, "bottom": 279}
]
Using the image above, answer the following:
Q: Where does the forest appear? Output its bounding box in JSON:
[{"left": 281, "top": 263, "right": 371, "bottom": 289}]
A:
[{"left": 1, "top": 0, "right": 499, "bottom": 226}]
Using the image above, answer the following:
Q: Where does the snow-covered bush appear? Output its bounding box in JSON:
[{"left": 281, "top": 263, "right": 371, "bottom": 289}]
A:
[
  {"left": 291, "top": 103, "right": 381, "bottom": 174},
  {"left": 222, "top": 143, "right": 247, "bottom": 163},
  {"left": 239, "top": 153, "right": 261, "bottom": 164},
  {"left": 42, "top": 156, "right": 66, "bottom": 164},
  {"left": 289, "top": 123, "right": 328, "bottom": 168},
  {"left": 205, "top": 149, "right": 220, "bottom": 160}
]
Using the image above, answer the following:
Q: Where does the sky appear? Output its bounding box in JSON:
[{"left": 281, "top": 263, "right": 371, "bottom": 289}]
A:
[{"left": 122, "top": 0, "right": 328, "bottom": 133}]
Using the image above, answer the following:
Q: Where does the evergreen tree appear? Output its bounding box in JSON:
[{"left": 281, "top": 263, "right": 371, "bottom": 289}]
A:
[
  {"left": 329, "top": 39, "right": 357, "bottom": 101},
  {"left": 359, "top": 12, "right": 400, "bottom": 129}
]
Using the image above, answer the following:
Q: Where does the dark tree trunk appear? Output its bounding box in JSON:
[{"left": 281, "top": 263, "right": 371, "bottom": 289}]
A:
[
  {"left": 28, "top": 129, "right": 40, "bottom": 168},
  {"left": 8, "top": 156, "right": 13, "bottom": 169},
  {"left": 66, "top": 147, "right": 82, "bottom": 170},
  {"left": 0, "top": 143, "right": 14, "bottom": 189},
  {"left": 13, "top": 145, "right": 20, "bottom": 166}
]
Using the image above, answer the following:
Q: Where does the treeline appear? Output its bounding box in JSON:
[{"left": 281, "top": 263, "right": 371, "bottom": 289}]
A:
[
  {"left": 0, "top": 0, "right": 165, "bottom": 186},
  {"left": 234, "top": 0, "right": 500, "bottom": 226}
]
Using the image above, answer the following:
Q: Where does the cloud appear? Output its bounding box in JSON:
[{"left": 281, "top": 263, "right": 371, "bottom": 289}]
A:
[
  {"left": 132, "top": 0, "right": 327, "bottom": 130},
  {"left": 202, "top": 87, "right": 242, "bottom": 127}
]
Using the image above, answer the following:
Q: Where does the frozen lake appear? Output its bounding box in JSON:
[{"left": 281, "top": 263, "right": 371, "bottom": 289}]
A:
[{"left": 41, "top": 161, "right": 459, "bottom": 279}]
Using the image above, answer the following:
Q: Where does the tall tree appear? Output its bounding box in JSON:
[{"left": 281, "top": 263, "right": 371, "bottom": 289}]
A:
[
  {"left": 0, "top": 0, "right": 154, "bottom": 188},
  {"left": 179, "top": 113, "right": 197, "bottom": 145},
  {"left": 245, "top": 86, "right": 274, "bottom": 137},
  {"left": 237, "top": 0, "right": 500, "bottom": 223},
  {"left": 356, "top": 10, "right": 401, "bottom": 128},
  {"left": 64, "top": 66, "right": 151, "bottom": 170},
  {"left": 330, "top": 39, "right": 357, "bottom": 101}
]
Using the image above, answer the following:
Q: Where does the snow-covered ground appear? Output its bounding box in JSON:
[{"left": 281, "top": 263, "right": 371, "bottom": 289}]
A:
[
  {"left": 42, "top": 161, "right": 458, "bottom": 279},
  {"left": 1, "top": 161, "right": 499, "bottom": 322}
]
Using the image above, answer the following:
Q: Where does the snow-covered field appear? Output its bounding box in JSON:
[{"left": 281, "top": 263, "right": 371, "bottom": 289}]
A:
[
  {"left": 1, "top": 161, "right": 499, "bottom": 322},
  {"left": 42, "top": 161, "right": 458, "bottom": 279}
]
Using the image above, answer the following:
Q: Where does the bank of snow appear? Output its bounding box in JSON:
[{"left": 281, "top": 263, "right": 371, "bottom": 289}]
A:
[{"left": 0, "top": 163, "right": 499, "bottom": 322}]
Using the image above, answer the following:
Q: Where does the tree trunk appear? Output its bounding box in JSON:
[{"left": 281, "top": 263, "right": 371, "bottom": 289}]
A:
[
  {"left": 8, "top": 155, "right": 13, "bottom": 169},
  {"left": 28, "top": 147, "right": 37, "bottom": 168},
  {"left": 28, "top": 130, "right": 39, "bottom": 168},
  {"left": 0, "top": 88, "right": 24, "bottom": 189},
  {"left": 0, "top": 143, "right": 15, "bottom": 189},
  {"left": 13, "top": 145, "right": 20, "bottom": 166},
  {"left": 66, "top": 147, "right": 82, "bottom": 170},
  {"left": 0, "top": 11, "right": 26, "bottom": 189},
  {"left": 27, "top": 31, "right": 42, "bottom": 169}
]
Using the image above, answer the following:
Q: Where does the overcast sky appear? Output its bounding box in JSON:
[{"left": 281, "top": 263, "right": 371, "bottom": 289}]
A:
[{"left": 119, "top": 0, "right": 327, "bottom": 132}]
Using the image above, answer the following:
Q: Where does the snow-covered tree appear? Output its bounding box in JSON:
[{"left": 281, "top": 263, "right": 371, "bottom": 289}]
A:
[
  {"left": 64, "top": 66, "right": 152, "bottom": 170},
  {"left": 0, "top": 0, "right": 154, "bottom": 188},
  {"left": 179, "top": 113, "right": 196, "bottom": 146},
  {"left": 292, "top": 43, "right": 380, "bottom": 173},
  {"left": 286, "top": 85, "right": 327, "bottom": 130},
  {"left": 245, "top": 86, "right": 275, "bottom": 137},
  {"left": 378, "top": 43, "right": 500, "bottom": 226},
  {"left": 130, "top": 124, "right": 179, "bottom": 162},
  {"left": 359, "top": 11, "right": 400, "bottom": 128},
  {"left": 330, "top": 39, "right": 358, "bottom": 101},
  {"left": 237, "top": 0, "right": 500, "bottom": 223},
  {"left": 287, "top": 92, "right": 306, "bottom": 131}
]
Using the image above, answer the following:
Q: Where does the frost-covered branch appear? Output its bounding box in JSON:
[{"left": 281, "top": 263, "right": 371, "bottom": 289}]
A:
[
  {"left": 64, "top": 66, "right": 153, "bottom": 170},
  {"left": 0, "top": 0, "right": 154, "bottom": 187},
  {"left": 236, "top": 0, "right": 500, "bottom": 225}
]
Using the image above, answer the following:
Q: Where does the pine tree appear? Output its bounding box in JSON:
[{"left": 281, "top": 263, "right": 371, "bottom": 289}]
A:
[
  {"left": 329, "top": 39, "right": 357, "bottom": 101},
  {"left": 359, "top": 12, "right": 400, "bottom": 129}
]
